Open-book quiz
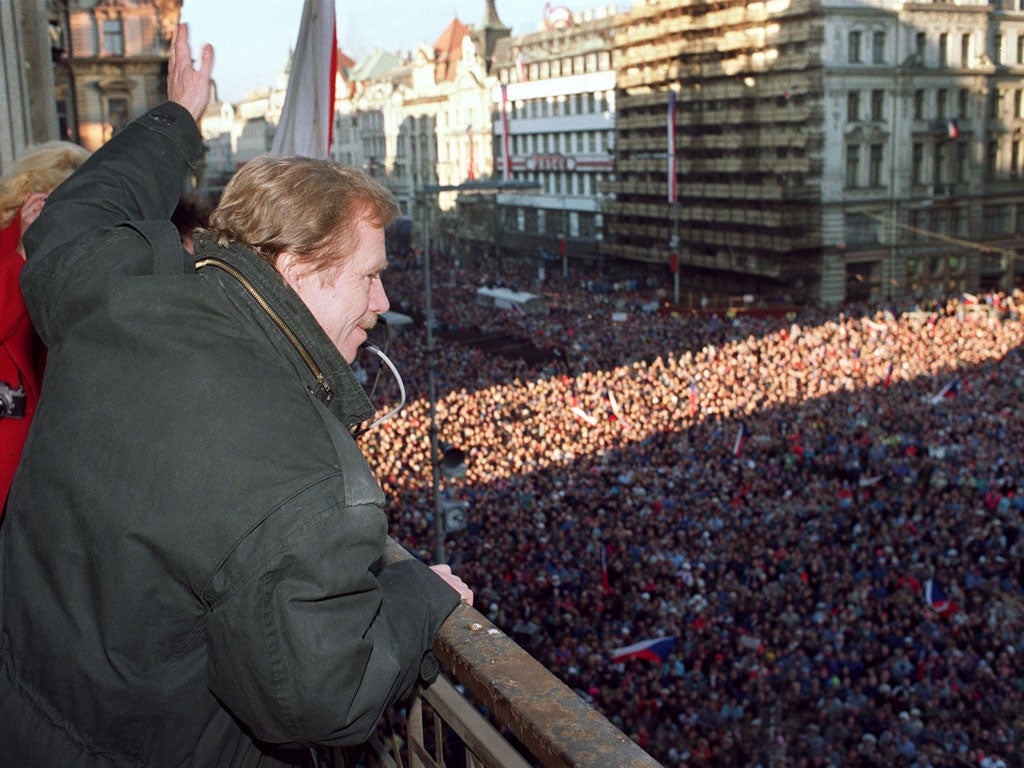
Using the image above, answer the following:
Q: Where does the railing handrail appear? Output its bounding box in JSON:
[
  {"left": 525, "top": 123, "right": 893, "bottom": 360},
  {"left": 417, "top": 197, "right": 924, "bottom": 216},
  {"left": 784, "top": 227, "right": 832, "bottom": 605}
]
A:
[{"left": 384, "top": 541, "right": 663, "bottom": 768}]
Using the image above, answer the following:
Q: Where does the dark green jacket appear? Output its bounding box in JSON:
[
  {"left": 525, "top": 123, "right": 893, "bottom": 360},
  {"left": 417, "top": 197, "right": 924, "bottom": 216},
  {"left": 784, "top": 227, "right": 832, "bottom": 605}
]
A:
[{"left": 0, "top": 102, "right": 458, "bottom": 767}]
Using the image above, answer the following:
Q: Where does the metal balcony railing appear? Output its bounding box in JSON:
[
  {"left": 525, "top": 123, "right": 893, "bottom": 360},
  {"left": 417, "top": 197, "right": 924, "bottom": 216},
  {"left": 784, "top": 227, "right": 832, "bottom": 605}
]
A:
[{"left": 341, "top": 541, "right": 664, "bottom": 768}]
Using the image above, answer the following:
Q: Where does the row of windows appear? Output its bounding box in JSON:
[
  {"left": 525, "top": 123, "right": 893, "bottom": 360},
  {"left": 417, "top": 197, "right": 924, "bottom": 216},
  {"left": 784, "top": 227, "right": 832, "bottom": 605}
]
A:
[
  {"left": 842, "top": 211, "right": 996, "bottom": 248},
  {"left": 845, "top": 137, "right": 1022, "bottom": 188},
  {"left": 508, "top": 130, "right": 614, "bottom": 155},
  {"left": 511, "top": 208, "right": 602, "bottom": 240},
  {"left": 507, "top": 91, "right": 615, "bottom": 120},
  {"left": 848, "top": 28, "right": 1024, "bottom": 67},
  {"left": 500, "top": 49, "right": 612, "bottom": 85},
  {"left": 507, "top": 170, "right": 609, "bottom": 197},
  {"left": 845, "top": 87, "right": 1024, "bottom": 123}
]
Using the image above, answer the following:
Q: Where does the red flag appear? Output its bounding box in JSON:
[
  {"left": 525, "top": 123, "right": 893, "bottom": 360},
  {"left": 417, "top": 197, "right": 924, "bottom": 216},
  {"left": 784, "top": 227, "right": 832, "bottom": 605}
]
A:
[
  {"left": 271, "top": 0, "right": 337, "bottom": 158},
  {"left": 601, "top": 544, "right": 612, "bottom": 594}
]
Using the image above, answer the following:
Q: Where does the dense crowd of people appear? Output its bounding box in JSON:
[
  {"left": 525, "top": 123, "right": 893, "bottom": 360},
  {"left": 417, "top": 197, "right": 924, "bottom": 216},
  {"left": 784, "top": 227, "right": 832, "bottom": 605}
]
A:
[{"left": 359, "top": 251, "right": 1024, "bottom": 768}]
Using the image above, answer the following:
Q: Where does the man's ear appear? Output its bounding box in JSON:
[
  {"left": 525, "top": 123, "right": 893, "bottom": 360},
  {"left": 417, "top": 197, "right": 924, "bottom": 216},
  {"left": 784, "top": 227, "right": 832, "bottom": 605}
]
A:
[{"left": 276, "top": 251, "right": 305, "bottom": 291}]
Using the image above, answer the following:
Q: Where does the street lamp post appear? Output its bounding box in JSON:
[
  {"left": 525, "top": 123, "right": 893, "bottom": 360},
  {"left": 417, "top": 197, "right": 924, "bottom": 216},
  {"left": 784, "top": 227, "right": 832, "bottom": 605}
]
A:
[{"left": 422, "top": 180, "right": 539, "bottom": 565}]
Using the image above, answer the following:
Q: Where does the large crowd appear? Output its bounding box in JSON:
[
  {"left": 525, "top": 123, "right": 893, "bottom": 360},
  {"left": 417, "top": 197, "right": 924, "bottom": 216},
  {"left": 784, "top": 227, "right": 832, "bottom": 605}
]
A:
[{"left": 359, "top": 251, "right": 1024, "bottom": 768}]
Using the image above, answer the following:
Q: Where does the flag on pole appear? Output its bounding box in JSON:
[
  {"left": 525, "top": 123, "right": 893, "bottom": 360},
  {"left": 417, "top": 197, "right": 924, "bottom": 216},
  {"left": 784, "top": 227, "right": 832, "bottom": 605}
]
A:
[
  {"left": 271, "top": 0, "right": 337, "bottom": 159},
  {"left": 600, "top": 544, "right": 612, "bottom": 594},
  {"left": 607, "top": 390, "right": 632, "bottom": 429},
  {"left": 689, "top": 379, "right": 698, "bottom": 417},
  {"left": 516, "top": 51, "right": 527, "bottom": 81},
  {"left": 667, "top": 90, "right": 677, "bottom": 204},
  {"left": 611, "top": 636, "right": 676, "bottom": 663},
  {"left": 947, "top": 119, "right": 959, "bottom": 139},
  {"left": 732, "top": 423, "right": 751, "bottom": 457},
  {"left": 929, "top": 379, "right": 959, "bottom": 404},
  {"left": 884, "top": 363, "right": 894, "bottom": 389},
  {"left": 500, "top": 83, "right": 512, "bottom": 181},
  {"left": 466, "top": 125, "right": 476, "bottom": 180}
]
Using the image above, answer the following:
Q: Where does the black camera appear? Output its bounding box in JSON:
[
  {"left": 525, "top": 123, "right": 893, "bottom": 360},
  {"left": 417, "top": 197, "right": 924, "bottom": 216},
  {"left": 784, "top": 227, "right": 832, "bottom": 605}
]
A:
[{"left": 0, "top": 382, "right": 27, "bottom": 419}]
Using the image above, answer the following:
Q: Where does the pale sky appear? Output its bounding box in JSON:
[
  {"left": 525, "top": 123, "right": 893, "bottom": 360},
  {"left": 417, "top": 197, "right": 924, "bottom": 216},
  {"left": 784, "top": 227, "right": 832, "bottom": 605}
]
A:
[{"left": 180, "top": 0, "right": 623, "bottom": 103}]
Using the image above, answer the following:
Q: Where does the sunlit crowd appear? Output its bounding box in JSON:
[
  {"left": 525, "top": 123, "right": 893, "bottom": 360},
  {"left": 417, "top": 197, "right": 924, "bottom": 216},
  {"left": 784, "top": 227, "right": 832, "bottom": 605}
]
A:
[{"left": 361, "top": 251, "right": 1024, "bottom": 768}]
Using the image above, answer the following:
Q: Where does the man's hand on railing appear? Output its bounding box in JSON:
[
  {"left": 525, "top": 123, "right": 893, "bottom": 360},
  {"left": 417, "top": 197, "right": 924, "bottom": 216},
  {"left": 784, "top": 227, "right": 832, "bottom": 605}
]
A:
[{"left": 430, "top": 564, "right": 474, "bottom": 606}]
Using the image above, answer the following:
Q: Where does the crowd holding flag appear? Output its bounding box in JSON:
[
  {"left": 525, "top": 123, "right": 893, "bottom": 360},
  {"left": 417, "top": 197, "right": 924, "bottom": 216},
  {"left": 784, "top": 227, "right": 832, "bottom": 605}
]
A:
[
  {"left": 611, "top": 636, "right": 677, "bottom": 663},
  {"left": 925, "top": 578, "right": 959, "bottom": 616},
  {"left": 930, "top": 378, "right": 960, "bottom": 404},
  {"left": 600, "top": 544, "right": 612, "bottom": 594},
  {"left": 732, "top": 423, "right": 751, "bottom": 457},
  {"left": 270, "top": 0, "right": 337, "bottom": 159}
]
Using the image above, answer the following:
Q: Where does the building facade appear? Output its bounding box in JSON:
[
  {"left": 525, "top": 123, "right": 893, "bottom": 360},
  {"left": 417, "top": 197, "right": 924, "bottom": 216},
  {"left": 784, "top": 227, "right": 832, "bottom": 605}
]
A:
[
  {"left": 51, "top": 0, "right": 180, "bottom": 151},
  {"left": 602, "top": 0, "right": 1023, "bottom": 305},
  {"left": 489, "top": 4, "right": 619, "bottom": 276}
]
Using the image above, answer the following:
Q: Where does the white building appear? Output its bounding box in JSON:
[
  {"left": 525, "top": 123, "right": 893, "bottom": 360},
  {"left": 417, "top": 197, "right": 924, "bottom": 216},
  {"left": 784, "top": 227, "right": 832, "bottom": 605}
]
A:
[{"left": 490, "top": 5, "right": 619, "bottom": 271}]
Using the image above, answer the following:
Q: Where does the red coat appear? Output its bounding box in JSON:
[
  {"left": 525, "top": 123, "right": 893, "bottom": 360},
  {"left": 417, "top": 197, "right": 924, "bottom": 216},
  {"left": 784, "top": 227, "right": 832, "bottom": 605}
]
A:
[{"left": 1, "top": 215, "right": 45, "bottom": 507}]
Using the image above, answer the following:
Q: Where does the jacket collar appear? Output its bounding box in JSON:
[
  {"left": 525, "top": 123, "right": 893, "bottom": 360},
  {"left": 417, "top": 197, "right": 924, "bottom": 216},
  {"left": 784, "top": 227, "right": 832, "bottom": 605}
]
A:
[{"left": 192, "top": 231, "right": 376, "bottom": 429}]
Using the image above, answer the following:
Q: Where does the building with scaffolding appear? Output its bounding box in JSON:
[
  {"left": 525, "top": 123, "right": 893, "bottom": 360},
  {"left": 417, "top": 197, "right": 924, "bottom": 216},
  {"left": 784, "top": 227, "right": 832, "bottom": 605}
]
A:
[{"left": 601, "top": 0, "right": 1024, "bottom": 305}]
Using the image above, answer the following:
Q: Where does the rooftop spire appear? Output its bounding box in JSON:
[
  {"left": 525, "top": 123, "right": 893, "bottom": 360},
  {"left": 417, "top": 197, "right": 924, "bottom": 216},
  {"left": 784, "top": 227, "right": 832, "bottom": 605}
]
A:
[{"left": 482, "top": 0, "right": 506, "bottom": 29}]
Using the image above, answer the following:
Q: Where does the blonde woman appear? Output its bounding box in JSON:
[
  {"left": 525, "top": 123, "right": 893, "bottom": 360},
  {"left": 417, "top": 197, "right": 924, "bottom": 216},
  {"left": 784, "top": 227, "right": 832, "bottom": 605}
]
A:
[{"left": 1, "top": 141, "right": 90, "bottom": 505}]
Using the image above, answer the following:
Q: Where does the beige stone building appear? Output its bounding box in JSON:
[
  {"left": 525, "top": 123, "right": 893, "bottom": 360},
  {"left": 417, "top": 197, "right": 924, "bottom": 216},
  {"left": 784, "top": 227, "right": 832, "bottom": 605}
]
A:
[
  {"left": 603, "top": 0, "right": 1024, "bottom": 305},
  {"left": 50, "top": 0, "right": 180, "bottom": 151},
  {"left": 330, "top": 3, "right": 510, "bottom": 245}
]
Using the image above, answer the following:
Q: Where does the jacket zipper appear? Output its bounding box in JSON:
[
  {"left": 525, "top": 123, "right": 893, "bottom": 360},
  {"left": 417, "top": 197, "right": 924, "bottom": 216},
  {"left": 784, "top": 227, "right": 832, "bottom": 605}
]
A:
[{"left": 195, "top": 257, "right": 335, "bottom": 405}]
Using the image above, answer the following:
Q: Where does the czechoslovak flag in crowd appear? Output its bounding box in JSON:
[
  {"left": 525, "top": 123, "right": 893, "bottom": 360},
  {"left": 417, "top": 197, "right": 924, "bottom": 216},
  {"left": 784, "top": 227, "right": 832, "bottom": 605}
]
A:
[
  {"left": 924, "top": 578, "right": 958, "bottom": 616},
  {"left": 271, "top": 0, "right": 337, "bottom": 159},
  {"left": 611, "top": 636, "right": 676, "bottom": 663}
]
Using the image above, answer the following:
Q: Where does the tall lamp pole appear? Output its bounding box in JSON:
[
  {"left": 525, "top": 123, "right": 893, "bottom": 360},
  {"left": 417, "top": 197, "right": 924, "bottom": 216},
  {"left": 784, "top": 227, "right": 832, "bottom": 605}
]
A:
[
  {"left": 423, "top": 180, "right": 539, "bottom": 566},
  {"left": 423, "top": 190, "right": 445, "bottom": 565}
]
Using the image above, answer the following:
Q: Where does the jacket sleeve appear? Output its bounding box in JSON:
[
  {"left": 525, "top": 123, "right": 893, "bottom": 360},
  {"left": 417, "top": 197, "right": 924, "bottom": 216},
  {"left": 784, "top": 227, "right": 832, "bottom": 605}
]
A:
[
  {"left": 19, "top": 102, "right": 202, "bottom": 346},
  {"left": 204, "top": 481, "right": 461, "bottom": 747}
]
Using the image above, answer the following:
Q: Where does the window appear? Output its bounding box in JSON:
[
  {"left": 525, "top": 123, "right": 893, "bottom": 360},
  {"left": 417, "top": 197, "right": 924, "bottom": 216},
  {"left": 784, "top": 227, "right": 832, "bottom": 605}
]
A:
[
  {"left": 846, "top": 144, "right": 860, "bottom": 187},
  {"left": 986, "top": 140, "right": 998, "bottom": 180},
  {"left": 937, "top": 89, "right": 947, "bottom": 119},
  {"left": 983, "top": 204, "right": 1010, "bottom": 235},
  {"left": 914, "top": 89, "right": 925, "bottom": 119},
  {"left": 912, "top": 143, "right": 924, "bottom": 185},
  {"left": 958, "top": 89, "right": 970, "bottom": 119},
  {"left": 1015, "top": 89, "right": 1023, "bottom": 119},
  {"left": 102, "top": 17, "right": 124, "bottom": 56},
  {"left": 939, "top": 33, "right": 949, "bottom": 67},
  {"left": 847, "top": 91, "right": 860, "bottom": 122},
  {"left": 956, "top": 142, "right": 968, "bottom": 182},
  {"left": 916, "top": 32, "right": 927, "bottom": 59},
  {"left": 994, "top": 34, "right": 1003, "bottom": 66},
  {"left": 934, "top": 144, "right": 944, "bottom": 184},
  {"left": 1012, "top": 139, "right": 1021, "bottom": 176},
  {"left": 989, "top": 90, "right": 1003, "bottom": 120},
  {"left": 844, "top": 212, "right": 878, "bottom": 245},
  {"left": 871, "top": 90, "right": 884, "bottom": 121},
  {"left": 1018, "top": 34, "right": 1024, "bottom": 65},
  {"left": 869, "top": 144, "right": 884, "bottom": 186},
  {"left": 960, "top": 33, "right": 970, "bottom": 67},
  {"left": 872, "top": 31, "right": 886, "bottom": 63},
  {"left": 848, "top": 31, "right": 862, "bottom": 63}
]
